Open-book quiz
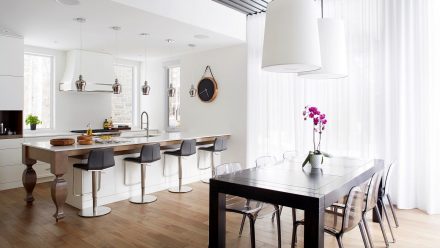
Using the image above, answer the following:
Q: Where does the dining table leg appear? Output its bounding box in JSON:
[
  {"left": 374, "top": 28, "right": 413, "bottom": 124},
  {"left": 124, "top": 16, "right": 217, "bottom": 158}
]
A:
[
  {"left": 50, "top": 152, "right": 69, "bottom": 222},
  {"left": 304, "top": 207, "right": 325, "bottom": 248},
  {"left": 209, "top": 182, "right": 226, "bottom": 248}
]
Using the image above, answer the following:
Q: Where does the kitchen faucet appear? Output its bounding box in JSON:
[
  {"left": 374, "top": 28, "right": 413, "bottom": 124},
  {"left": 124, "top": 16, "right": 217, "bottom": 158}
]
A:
[{"left": 141, "top": 111, "right": 149, "bottom": 137}]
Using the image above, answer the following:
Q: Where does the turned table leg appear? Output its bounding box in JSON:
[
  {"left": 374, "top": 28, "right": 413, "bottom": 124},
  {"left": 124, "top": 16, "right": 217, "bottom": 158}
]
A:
[
  {"left": 22, "top": 161, "right": 37, "bottom": 205},
  {"left": 51, "top": 174, "right": 68, "bottom": 222}
]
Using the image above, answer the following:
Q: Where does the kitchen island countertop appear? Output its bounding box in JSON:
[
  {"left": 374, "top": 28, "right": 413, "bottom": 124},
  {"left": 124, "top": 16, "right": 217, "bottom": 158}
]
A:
[{"left": 23, "top": 132, "right": 229, "bottom": 152}]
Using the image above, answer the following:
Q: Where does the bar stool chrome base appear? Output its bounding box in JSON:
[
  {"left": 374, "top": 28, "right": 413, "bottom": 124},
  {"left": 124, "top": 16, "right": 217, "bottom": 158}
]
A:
[
  {"left": 129, "top": 194, "right": 157, "bottom": 204},
  {"left": 78, "top": 206, "right": 111, "bottom": 218},
  {"left": 168, "top": 185, "right": 193, "bottom": 193},
  {"left": 201, "top": 178, "right": 210, "bottom": 184}
]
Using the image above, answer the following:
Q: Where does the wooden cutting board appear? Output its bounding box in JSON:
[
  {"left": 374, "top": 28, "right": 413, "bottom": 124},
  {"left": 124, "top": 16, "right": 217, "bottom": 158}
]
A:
[{"left": 50, "top": 138, "right": 75, "bottom": 146}]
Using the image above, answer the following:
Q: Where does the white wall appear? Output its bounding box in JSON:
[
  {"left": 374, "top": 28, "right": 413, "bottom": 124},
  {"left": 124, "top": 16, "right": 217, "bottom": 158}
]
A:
[
  {"left": 139, "top": 59, "right": 168, "bottom": 130},
  {"left": 141, "top": 44, "right": 248, "bottom": 166},
  {"left": 25, "top": 46, "right": 142, "bottom": 131}
]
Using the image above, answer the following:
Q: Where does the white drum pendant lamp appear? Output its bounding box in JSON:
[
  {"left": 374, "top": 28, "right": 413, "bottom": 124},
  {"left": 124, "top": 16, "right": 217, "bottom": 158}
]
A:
[
  {"left": 299, "top": 18, "right": 348, "bottom": 79},
  {"left": 262, "top": 0, "right": 321, "bottom": 73}
]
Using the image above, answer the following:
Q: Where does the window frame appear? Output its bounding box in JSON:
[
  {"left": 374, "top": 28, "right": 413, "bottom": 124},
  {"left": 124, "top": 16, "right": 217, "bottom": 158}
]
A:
[
  {"left": 23, "top": 52, "right": 55, "bottom": 130},
  {"left": 166, "top": 64, "right": 181, "bottom": 129}
]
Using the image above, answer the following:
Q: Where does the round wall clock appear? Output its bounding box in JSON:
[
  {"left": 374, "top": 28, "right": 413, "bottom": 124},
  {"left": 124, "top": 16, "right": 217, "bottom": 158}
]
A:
[{"left": 197, "top": 66, "right": 218, "bottom": 102}]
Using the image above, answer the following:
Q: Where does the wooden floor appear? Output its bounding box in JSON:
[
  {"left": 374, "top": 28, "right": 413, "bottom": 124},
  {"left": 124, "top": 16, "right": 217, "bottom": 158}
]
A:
[{"left": 0, "top": 182, "right": 439, "bottom": 248}]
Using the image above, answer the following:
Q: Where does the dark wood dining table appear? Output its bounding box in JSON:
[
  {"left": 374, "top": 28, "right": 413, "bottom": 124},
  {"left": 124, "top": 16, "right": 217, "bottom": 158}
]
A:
[{"left": 209, "top": 157, "right": 384, "bottom": 248}]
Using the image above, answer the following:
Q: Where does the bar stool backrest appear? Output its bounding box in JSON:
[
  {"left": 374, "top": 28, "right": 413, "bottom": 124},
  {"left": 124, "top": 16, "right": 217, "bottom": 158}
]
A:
[
  {"left": 255, "top": 155, "right": 277, "bottom": 169},
  {"left": 342, "top": 186, "right": 365, "bottom": 233},
  {"left": 87, "top": 148, "right": 115, "bottom": 170},
  {"left": 213, "top": 137, "right": 228, "bottom": 152},
  {"left": 140, "top": 143, "right": 161, "bottom": 163},
  {"left": 365, "top": 170, "right": 383, "bottom": 212},
  {"left": 180, "top": 139, "right": 196, "bottom": 156}
]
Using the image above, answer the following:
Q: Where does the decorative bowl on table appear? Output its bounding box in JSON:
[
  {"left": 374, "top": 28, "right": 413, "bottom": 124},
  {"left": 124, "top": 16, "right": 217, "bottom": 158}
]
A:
[
  {"left": 77, "top": 135, "right": 93, "bottom": 145},
  {"left": 50, "top": 138, "right": 75, "bottom": 146}
]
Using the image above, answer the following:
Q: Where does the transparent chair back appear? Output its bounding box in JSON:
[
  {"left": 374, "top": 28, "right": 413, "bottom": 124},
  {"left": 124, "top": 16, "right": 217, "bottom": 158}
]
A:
[
  {"left": 215, "top": 162, "right": 242, "bottom": 176},
  {"left": 283, "top": 150, "right": 298, "bottom": 161},
  {"left": 255, "top": 155, "right": 277, "bottom": 169},
  {"left": 365, "top": 170, "right": 383, "bottom": 211},
  {"left": 215, "top": 163, "right": 262, "bottom": 211},
  {"left": 384, "top": 162, "right": 394, "bottom": 195},
  {"left": 342, "top": 186, "right": 365, "bottom": 233}
]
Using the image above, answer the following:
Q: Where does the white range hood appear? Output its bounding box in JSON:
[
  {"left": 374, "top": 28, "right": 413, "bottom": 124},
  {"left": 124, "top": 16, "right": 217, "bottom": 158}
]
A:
[{"left": 60, "top": 50, "right": 115, "bottom": 92}]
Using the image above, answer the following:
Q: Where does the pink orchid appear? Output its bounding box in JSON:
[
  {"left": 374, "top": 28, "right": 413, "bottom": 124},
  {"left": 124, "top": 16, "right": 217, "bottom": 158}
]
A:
[{"left": 303, "top": 106, "right": 327, "bottom": 152}]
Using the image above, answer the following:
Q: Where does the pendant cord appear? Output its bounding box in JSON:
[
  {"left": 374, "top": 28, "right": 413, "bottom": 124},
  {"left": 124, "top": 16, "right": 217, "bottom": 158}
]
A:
[
  {"left": 114, "top": 30, "right": 117, "bottom": 59},
  {"left": 321, "top": 0, "right": 324, "bottom": 18},
  {"left": 79, "top": 21, "right": 82, "bottom": 75},
  {"left": 144, "top": 35, "right": 147, "bottom": 80}
]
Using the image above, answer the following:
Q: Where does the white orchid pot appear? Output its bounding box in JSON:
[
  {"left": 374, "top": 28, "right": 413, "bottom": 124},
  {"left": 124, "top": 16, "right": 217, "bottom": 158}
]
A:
[{"left": 309, "top": 154, "right": 323, "bottom": 169}]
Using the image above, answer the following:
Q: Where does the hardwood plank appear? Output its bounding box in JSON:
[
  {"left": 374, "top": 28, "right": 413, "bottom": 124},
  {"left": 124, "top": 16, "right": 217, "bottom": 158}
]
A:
[{"left": 0, "top": 182, "right": 439, "bottom": 247}]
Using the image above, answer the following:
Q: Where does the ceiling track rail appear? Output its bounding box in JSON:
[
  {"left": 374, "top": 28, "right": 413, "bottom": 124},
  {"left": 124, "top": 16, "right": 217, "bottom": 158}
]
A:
[{"left": 212, "top": 0, "right": 268, "bottom": 15}]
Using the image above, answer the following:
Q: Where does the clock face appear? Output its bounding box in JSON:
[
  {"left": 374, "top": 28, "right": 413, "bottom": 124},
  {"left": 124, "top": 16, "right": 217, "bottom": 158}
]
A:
[{"left": 197, "top": 77, "right": 218, "bottom": 102}]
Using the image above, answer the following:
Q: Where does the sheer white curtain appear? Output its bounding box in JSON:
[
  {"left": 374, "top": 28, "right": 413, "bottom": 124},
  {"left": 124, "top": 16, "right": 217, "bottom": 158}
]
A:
[{"left": 247, "top": 0, "right": 440, "bottom": 214}]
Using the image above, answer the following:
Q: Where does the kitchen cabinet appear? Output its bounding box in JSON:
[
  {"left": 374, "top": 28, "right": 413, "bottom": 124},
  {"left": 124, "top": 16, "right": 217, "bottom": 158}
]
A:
[
  {"left": 0, "top": 76, "right": 24, "bottom": 110},
  {"left": 0, "top": 35, "right": 24, "bottom": 77},
  {"left": 0, "top": 135, "right": 79, "bottom": 191}
]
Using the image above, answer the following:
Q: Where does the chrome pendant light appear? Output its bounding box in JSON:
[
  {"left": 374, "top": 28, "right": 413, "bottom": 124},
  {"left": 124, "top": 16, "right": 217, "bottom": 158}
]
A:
[
  {"left": 111, "top": 26, "right": 122, "bottom": 94},
  {"left": 299, "top": 0, "right": 348, "bottom": 79},
  {"left": 168, "top": 84, "right": 176, "bottom": 97},
  {"left": 142, "top": 81, "right": 151, "bottom": 95},
  {"left": 74, "top": 17, "right": 86, "bottom": 91},
  {"left": 189, "top": 84, "right": 196, "bottom": 97},
  {"left": 262, "top": 0, "right": 321, "bottom": 73},
  {"left": 140, "top": 33, "right": 151, "bottom": 95},
  {"left": 112, "top": 78, "right": 122, "bottom": 94}
]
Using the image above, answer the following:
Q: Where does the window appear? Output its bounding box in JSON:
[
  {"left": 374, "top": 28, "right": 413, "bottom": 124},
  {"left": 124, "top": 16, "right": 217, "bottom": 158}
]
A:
[
  {"left": 168, "top": 66, "right": 181, "bottom": 128},
  {"left": 24, "top": 53, "right": 53, "bottom": 129},
  {"left": 112, "top": 64, "right": 134, "bottom": 125}
]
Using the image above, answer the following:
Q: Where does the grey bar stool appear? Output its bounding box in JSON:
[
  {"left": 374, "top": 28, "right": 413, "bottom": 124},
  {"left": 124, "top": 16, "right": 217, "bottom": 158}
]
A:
[
  {"left": 124, "top": 143, "right": 161, "bottom": 204},
  {"left": 198, "top": 137, "right": 227, "bottom": 183},
  {"left": 164, "top": 139, "right": 196, "bottom": 193},
  {"left": 73, "top": 148, "right": 115, "bottom": 217}
]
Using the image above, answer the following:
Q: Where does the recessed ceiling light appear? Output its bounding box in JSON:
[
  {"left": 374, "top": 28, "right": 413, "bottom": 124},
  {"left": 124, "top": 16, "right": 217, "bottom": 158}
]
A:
[
  {"left": 188, "top": 44, "right": 196, "bottom": 47},
  {"left": 194, "top": 34, "right": 209, "bottom": 39},
  {"left": 56, "top": 0, "right": 80, "bottom": 6},
  {"left": 165, "top": 39, "right": 175, "bottom": 43}
]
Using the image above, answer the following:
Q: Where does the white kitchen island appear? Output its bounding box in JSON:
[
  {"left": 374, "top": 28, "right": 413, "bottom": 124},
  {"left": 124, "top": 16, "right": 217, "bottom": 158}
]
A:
[{"left": 21, "top": 132, "right": 230, "bottom": 222}]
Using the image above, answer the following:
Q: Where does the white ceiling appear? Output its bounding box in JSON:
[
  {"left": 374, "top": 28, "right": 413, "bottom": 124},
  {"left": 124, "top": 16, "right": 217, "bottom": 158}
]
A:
[{"left": 0, "top": 0, "right": 246, "bottom": 61}]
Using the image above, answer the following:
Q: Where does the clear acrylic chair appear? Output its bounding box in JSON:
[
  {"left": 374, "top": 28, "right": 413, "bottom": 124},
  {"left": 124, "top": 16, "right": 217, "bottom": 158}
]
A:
[
  {"left": 379, "top": 162, "right": 398, "bottom": 243},
  {"left": 215, "top": 163, "right": 281, "bottom": 248},
  {"left": 244, "top": 156, "right": 283, "bottom": 245},
  {"left": 254, "top": 156, "right": 283, "bottom": 222},
  {"left": 283, "top": 150, "right": 298, "bottom": 161},
  {"left": 362, "top": 170, "right": 390, "bottom": 248},
  {"left": 292, "top": 186, "right": 369, "bottom": 248}
]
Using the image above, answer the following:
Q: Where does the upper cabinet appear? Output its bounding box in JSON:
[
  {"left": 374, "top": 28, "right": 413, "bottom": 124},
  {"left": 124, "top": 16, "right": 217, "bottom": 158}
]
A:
[
  {"left": 0, "top": 77, "right": 23, "bottom": 110},
  {"left": 0, "top": 34, "right": 24, "bottom": 77}
]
